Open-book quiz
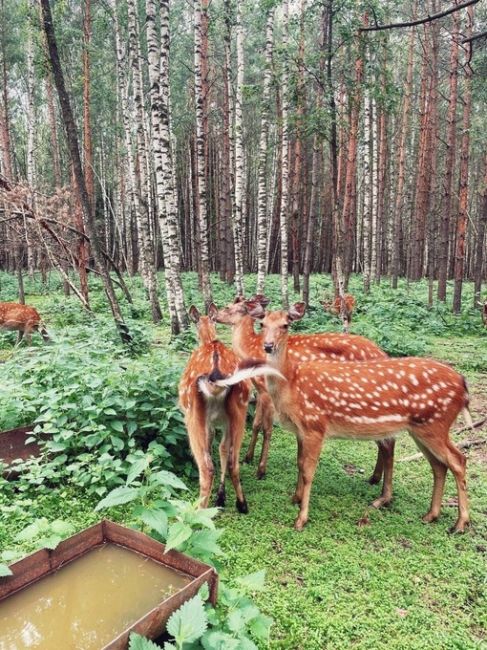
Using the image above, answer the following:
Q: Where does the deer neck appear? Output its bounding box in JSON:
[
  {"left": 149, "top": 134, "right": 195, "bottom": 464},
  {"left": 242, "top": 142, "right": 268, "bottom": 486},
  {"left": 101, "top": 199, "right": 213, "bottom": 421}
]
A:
[{"left": 232, "top": 316, "right": 262, "bottom": 359}]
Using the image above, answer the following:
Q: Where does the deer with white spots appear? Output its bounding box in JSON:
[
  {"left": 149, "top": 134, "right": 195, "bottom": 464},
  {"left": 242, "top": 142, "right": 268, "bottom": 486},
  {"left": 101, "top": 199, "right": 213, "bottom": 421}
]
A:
[
  {"left": 215, "top": 295, "right": 394, "bottom": 498},
  {"left": 321, "top": 293, "right": 356, "bottom": 333},
  {"left": 0, "top": 302, "right": 50, "bottom": 344},
  {"left": 248, "top": 301, "right": 471, "bottom": 533},
  {"left": 178, "top": 304, "right": 282, "bottom": 513}
]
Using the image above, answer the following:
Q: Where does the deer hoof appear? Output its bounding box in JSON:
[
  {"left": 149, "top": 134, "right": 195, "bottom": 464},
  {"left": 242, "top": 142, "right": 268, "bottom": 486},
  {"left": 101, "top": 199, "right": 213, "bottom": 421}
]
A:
[
  {"left": 294, "top": 516, "right": 307, "bottom": 531},
  {"left": 243, "top": 455, "right": 253, "bottom": 465},
  {"left": 422, "top": 512, "right": 439, "bottom": 524},
  {"left": 368, "top": 473, "right": 382, "bottom": 485},
  {"left": 371, "top": 496, "right": 392, "bottom": 509},
  {"left": 448, "top": 520, "right": 469, "bottom": 535},
  {"left": 236, "top": 498, "right": 249, "bottom": 514},
  {"left": 214, "top": 488, "right": 226, "bottom": 508},
  {"left": 256, "top": 469, "right": 266, "bottom": 480}
]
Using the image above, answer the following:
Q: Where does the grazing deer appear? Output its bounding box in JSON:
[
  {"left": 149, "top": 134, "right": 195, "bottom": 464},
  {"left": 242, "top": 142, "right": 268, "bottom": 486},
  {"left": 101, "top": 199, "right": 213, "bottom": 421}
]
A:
[
  {"left": 248, "top": 300, "right": 471, "bottom": 533},
  {"left": 0, "top": 302, "right": 50, "bottom": 344},
  {"left": 178, "top": 304, "right": 282, "bottom": 512},
  {"left": 321, "top": 293, "right": 356, "bottom": 333},
  {"left": 215, "top": 295, "right": 394, "bottom": 500}
]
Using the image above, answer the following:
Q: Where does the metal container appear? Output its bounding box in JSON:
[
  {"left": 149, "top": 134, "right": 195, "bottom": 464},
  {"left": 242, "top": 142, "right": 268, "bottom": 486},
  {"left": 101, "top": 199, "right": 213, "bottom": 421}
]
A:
[
  {"left": 0, "top": 520, "right": 218, "bottom": 649},
  {"left": 0, "top": 425, "right": 46, "bottom": 478}
]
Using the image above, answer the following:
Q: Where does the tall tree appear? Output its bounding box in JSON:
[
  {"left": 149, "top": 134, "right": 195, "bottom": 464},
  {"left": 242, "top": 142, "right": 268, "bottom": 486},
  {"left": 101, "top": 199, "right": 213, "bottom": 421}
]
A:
[
  {"left": 194, "top": 0, "right": 212, "bottom": 306},
  {"left": 279, "top": 0, "right": 290, "bottom": 308},
  {"left": 256, "top": 7, "right": 274, "bottom": 295},
  {"left": 233, "top": 0, "right": 245, "bottom": 296},
  {"left": 40, "top": 0, "right": 129, "bottom": 340},
  {"left": 452, "top": 5, "right": 473, "bottom": 313}
]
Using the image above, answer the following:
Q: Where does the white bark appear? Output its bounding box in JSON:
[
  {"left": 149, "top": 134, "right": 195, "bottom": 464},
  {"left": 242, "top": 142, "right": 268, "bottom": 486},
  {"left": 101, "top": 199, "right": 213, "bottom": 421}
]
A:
[
  {"left": 279, "top": 0, "right": 289, "bottom": 307},
  {"left": 256, "top": 9, "right": 274, "bottom": 295}
]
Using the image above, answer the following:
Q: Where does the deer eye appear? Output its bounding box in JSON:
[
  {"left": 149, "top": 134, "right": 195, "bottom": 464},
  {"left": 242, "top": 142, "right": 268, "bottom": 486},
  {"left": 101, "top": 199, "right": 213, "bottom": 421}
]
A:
[{"left": 283, "top": 324, "right": 289, "bottom": 330}]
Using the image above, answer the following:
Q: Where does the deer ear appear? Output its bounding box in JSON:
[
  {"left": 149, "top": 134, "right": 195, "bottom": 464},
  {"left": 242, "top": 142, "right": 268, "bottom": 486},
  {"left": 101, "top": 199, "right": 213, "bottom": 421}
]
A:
[
  {"left": 207, "top": 303, "right": 218, "bottom": 321},
  {"left": 234, "top": 295, "right": 245, "bottom": 304},
  {"left": 189, "top": 305, "right": 200, "bottom": 324},
  {"left": 252, "top": 293, "right": 271, "bottom": 307},
  {"left": 288, "top": 302, "right": 306, "bottom": 321},
  {"left": 245, "top": 300, "right": 266, "bottom": 320}
]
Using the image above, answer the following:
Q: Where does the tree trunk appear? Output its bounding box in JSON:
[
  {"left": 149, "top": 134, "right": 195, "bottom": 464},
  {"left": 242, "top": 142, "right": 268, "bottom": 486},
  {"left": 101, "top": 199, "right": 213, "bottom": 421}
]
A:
[
  {"left": 194, "top": 0, "right": 212, "bottom": 306},
  {"left": 279, "top": 0, "right": 290, "bottom": 308},
  {"left": 256, "top": 8, "right": 274, "bottom": 295},
  {"left": 40, "top": 0, "right": 129, "bottom": 341},
  {"left": 438, "top": 1, "right": 459, "bottom": 301},
  {"left": 473, "top": 152, "right": 487, "bottom": 306},
  {"left": 233, "top": 0, "right": 245, "bottom": 296},
  {"left": 127, "top": 0, "right": 162, "bottom": 323},
  {"left": 452, "top": 5, "right": 473, "bottom": 313},
  {"left": 392, "top": 17, "right": 415, "bottom": 289}
]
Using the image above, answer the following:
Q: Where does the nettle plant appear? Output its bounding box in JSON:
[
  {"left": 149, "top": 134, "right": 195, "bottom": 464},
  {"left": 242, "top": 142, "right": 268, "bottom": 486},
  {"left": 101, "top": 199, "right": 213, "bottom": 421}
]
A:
[
  {"left": 0, "top": 339, "right": 193, "bottom": 496},
  {"left": 97, "top": 461, "right": 272, "bottom": 649}
]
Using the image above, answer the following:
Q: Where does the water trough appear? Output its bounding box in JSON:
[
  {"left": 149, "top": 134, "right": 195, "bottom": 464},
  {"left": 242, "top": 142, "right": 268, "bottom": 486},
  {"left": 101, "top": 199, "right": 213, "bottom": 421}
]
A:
[{"left": 0, "top": 519, "right": 218, "bottom": 649}]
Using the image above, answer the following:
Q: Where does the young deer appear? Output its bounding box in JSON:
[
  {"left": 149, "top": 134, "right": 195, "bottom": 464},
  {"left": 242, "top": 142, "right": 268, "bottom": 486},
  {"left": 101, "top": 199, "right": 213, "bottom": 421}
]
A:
[
  {"left": 248, "top": 301, "right": 471, "bottom": 533},
  {"left": 178, "top": 304, "right": 282, "bottom": 512},
  {"left": 0, "top": 302, "right": 50, "bottom": 344},
  {"left": 321, "top": 293, "right": 356, "bottom": 333},
  {"left": 215, "top": 295, "right": 393, "bottom": 492}
]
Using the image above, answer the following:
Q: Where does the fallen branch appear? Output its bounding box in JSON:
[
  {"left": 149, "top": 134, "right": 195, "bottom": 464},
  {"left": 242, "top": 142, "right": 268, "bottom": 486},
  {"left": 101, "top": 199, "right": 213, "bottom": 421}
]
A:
[
  {"left": 359, "top": 0, "right": 479, "bottom": 32},
  {"left": 399, "top": 417, "right": 487, "bottom": 461}
]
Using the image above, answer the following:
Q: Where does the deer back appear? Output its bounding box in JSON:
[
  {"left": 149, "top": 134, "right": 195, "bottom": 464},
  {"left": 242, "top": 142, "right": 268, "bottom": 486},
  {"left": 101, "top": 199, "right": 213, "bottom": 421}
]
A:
[
  {"left": 282, "top": 357, "right": 467, "bottom": 439},
  {"left": 0, "top": 302, "right": 41, "bottom": 331}
]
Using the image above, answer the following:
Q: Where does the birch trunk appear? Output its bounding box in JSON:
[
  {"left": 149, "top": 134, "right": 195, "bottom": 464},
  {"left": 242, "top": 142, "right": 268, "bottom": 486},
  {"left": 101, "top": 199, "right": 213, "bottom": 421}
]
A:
[
  {"left": 127, "top": 0, "right": 162, "bottom": 323},
  {"left": 232, "top": 0, "right": 245, "bottom": 296},
  {"left": 194, "top": 0, "right": 212, "bottom": 306},
  {"left": 256, "top": 9, "right": 274, "bottom": 295},
  {"left": 279, "top": 0, "right": 290, "bottom": 308}
]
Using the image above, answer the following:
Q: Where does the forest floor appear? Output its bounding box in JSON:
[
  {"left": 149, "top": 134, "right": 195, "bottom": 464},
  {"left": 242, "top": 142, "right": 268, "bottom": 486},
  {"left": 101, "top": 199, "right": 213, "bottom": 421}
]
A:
[{"left": 0, "top": 272, "right": 486, "bottom": 649}]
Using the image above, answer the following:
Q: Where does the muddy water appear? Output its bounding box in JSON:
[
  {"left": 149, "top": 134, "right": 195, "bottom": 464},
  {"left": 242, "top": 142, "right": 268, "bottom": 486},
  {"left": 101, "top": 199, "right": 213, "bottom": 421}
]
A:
[{"left": 0, "top": 543, "right": 190, "bottom": 649}]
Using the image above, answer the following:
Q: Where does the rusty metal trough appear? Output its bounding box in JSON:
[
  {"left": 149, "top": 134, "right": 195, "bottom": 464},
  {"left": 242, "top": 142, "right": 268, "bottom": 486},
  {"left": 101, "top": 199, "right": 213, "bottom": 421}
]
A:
[
  {"left": 0, "top": 424, "right": 47, "bottom": 478},
  {"left": 0, "top": 520, "right": 218, "bottom": 649}
]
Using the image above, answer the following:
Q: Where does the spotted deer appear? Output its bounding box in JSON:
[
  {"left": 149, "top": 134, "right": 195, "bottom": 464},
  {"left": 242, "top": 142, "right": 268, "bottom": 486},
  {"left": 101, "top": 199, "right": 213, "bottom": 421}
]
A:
[
  {"left": 248, "top": 301, "right": 471, "bottom": 533},
  {"left": 0, "top": 302, "right": 50, "bottom": 344},
  {"left": 215, "top": 295, "right": 394, "bottom": 497},
  {"left": 178, "top": 304, "right": 282, "bottom": 512},
  {"left": 321, "top": 293, "right": 356, "bottom": 333}
]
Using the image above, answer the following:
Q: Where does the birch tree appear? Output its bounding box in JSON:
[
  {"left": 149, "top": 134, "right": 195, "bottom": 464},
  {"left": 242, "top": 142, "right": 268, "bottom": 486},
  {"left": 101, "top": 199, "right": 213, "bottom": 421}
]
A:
[
  {"left": 279, "top": 0, "right": 289, "bottom": 308},
  {"left": 194, "top": 0, "right": 212, "bottom": 306},
  {"left": 255, "top": 8, "right": 274, "bottom": 295}
]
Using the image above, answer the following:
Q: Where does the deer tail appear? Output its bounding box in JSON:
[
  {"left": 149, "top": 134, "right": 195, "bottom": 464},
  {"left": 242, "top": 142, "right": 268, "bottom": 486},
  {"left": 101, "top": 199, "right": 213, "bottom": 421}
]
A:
[{"left": 214, "top": 358, "right": 284, "bottom": 388}]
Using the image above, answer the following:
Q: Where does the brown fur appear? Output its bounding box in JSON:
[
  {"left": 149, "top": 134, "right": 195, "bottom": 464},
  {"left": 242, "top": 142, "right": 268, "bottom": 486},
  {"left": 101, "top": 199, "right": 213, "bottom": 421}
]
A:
[
  {"left": 0, "top": 302, "right": 49, "bottom": 344},
  {"left": 321, "top": 294, "right": 356, "bottom": 333},
  {"left": 259, "top": 305, "right": 470, "bottom": 533},
  {"left": 215, "top": 297, "right": 393, "bottom": 487},
  {"left": 179, "top": 309, "right": 251, "bottom": 512}
]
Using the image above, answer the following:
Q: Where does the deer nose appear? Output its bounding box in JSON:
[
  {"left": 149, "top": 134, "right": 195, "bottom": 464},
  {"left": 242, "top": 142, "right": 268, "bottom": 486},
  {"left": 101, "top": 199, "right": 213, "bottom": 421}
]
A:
[{"left": 264, "top": 342, "right": 274, "bottom": 353}]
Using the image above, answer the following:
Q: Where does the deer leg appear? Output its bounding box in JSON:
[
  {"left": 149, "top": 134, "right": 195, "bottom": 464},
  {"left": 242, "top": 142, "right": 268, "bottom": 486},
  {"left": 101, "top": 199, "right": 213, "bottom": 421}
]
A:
[
  {"left": 292, "top": 436, "right": 304, "bottom": 505},
  {"left": 187, "top": 412, "right": 214, "bottom": 509},
  {"left": 256, "top": 394, "right": 273, "bottom": 479},
  {"left": 413, "top": 433, "right": 469, "bottom": 533},
  {"left": 371, "top": 439, "right": 395, "bottom": 508},
  {"left": 227, "top": 391, "right": 249, "bottom": 513},
  {"left": 243, "top": 411, "right": 260, "bottom": 465},
  {"left": 215, "top": 433, "right": 231, "bottom": 508},
  {"left": 294, "top": 432, "right": 324, "bottom": 531},
  {"left": 369, "top": 442, "right": 385, "bottom": 484},
  {"left": 16, "top": 330, "right": 24, "bottom": 345}
]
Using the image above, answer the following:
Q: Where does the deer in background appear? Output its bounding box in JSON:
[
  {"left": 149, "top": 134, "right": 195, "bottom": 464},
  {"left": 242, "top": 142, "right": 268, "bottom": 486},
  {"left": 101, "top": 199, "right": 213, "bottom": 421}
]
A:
[
  {"left": 479, "top": 300, "right": 487, "bottom": 328},
  {"left": 215, "top": 295, "right": 395, "bottom": 506},
  {"left": 178, "top": 304, "right": 282, "bottom": 512},
  {"left": 0, "top": 302, "right": 50, "bottom": 344},
  {"left": 321, "top": 293, "right": 356, "bottom": 333},
  {"left": 249, "top": 300, "right": 471, "bottom": 533}
]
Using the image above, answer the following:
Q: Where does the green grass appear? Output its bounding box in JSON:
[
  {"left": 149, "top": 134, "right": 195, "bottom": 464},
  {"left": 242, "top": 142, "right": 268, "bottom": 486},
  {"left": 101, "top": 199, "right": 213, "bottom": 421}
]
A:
[{"left": 0, "top": 271, "right": 486, "bottom": 649}]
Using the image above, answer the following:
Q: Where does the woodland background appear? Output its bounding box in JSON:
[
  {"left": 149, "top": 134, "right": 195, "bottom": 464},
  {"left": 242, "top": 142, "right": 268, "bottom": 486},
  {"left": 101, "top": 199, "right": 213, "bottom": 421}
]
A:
[{"left": 0, "top": 0, "right": 486, "bottom": 334}]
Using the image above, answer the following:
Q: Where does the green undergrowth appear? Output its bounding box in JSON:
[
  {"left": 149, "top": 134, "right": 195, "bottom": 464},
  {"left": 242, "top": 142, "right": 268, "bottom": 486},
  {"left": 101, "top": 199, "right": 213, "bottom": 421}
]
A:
[{"left": 0, "top": 271, "right": 486, "bottom": 648}]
